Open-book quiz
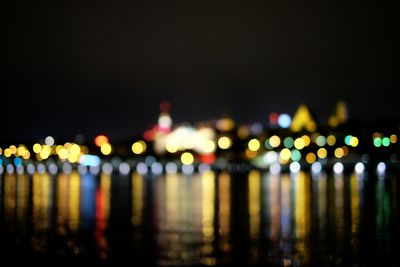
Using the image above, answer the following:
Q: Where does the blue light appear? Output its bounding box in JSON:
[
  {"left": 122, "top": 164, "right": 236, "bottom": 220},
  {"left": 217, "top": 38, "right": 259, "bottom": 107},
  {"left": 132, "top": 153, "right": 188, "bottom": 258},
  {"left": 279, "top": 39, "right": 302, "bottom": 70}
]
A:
[
  {"left": 278, "top": 114, "right": 291, "bottom": 128},
  {"left": 14, "top": 157, "right": 22, "bottom": 166},
  {"left": 79, "top": 155, "right": 101, "bottom": 167}
]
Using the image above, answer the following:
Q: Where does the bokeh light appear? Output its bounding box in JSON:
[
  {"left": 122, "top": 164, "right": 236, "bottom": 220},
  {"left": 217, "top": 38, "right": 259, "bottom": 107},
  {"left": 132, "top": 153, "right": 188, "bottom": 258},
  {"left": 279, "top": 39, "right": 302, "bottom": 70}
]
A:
[
  {"left": 181, "top": 152, "right": 194, "bottom": 165},
  {"left": 100, "top": 143, "right": 112, "bottom": 155},
  {"left": 95, "top": 135, "right": 109, "bottom": 147},
  {"left": 132, "top": 140, "right": 147, "bottom": 155},
  {"left": 248, "top": 139, "right": 260, "bottom": 152},
  {"left": 218, "top": 136, "right": 232, "bottom": 150}
]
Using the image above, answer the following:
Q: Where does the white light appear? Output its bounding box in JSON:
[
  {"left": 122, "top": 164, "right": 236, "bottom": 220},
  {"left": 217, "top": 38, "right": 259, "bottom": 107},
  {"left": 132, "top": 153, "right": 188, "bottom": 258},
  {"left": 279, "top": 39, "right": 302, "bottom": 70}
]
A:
[
  {"left": 27, "top": 164, "right": 35, "bottom": 175},
  {"left": 158, "top": 114, "right": 172, "bottom": 128},
  {"left": 6, "top": 164, "right": 14, "bottom": 174},
  {"left": 16, "top": 165, "right": 24, "bottom": 174},
  {"left": 198, "top": 163, "right": 211, "bottom": 173},
  {"left": 62, "top": 163, "right": 72, "bottom": 174},
  {"left": 151, "top": 162, "right": 163, "bottom": 175},
  {"left": 377, "top": 162, "right": 386, "bottom": 174},
  {"left": 311, "top": 162, "right": 322, "bottom": 173},
  {"left": 49, "top": 163, "right": 58, "bottom": 175},
  {"left": 119, "top": 162, "right": 130, "bottom": 175},
  {"left": 45, "top": 136, "right": 55, "bottom": 146},
  {"left": 354, "top": 162, "right": 365, "bottom": 174},
  {"left": 182, "top": 164, "right": 194, "bottom": 175},
  {"left": 136, "top": 162, "right": 148, "bottom": 175},
  {"left": 78, "top": 164, "right": 88, "bottom": 174},
  {"left": 263, "top": 151, "right": 278, "bottom": 164},
  {"left": 290, "top": 162, "right": 301, "bottom": 173},
  {"left": 333, "top": 162, "right": 344, "bottom": 174},
  {"left": 37, "top": 163, "right": 46, "bottom": 174},
  {"left": 165, "top": 162, "right": 177, "bottom": 174},
  {"left": 102, "top": 162, "right": 113, "bottom": 174},
  {"left": 90, "top": 165, "right": 100, "bottom": 175},
  {"left": 269, "top": 162, "right": 281, "bottom": 175}
]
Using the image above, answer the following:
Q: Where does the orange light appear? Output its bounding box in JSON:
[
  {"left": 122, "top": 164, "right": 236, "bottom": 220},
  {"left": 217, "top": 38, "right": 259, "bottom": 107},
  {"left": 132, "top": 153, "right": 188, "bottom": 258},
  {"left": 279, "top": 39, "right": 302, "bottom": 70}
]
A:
[{"left": 95, "top": 135, "right": 109, "bottom": 147}]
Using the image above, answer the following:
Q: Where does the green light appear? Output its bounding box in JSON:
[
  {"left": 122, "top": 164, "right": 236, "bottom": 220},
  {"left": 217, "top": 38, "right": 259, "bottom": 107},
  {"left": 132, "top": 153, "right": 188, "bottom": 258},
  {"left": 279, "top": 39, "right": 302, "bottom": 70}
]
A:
[
  {"left": 283, "top": 137, "right": 294, "bottom": 148},
  {"left": 374, "top": 138, "right": 382, "bottom": 147},
  {"left": 382, "top": 137, "right": 390, "bottom": 147},
  {"left": 264, "top": 139, "right": 273, "bottom": 150},
  {"left": 315, "top": 136, "right": 326, "bottom": 147},
  {"left": 291, "top": 149, "right": 301, "bottom": 162},
  {"left": 344, "top": 135, "right": 352, "bottom": 146}
]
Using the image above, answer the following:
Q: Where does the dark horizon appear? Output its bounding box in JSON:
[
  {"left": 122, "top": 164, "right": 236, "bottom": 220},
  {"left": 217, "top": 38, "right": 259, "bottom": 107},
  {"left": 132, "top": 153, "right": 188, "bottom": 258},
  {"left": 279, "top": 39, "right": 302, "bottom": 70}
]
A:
[{"left": 2, "top": 1, "right": 399, "bottom": 141}]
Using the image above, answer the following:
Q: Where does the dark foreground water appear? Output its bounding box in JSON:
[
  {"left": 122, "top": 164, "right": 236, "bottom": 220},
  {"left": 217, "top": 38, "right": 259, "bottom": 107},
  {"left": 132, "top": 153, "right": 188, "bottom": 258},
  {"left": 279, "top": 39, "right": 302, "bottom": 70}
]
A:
[{"left": 0, "top": 169, "right": 399, "bottom": 266}]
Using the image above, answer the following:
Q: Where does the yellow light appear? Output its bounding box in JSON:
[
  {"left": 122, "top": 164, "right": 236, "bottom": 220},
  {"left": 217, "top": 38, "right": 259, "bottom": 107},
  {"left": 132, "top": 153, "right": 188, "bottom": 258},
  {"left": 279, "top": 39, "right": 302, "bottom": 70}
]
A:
[
  {"left": 203, "top": 140, "right": 216, "bottom": 153},
  {"left": 390, "top": 134, "right": 397, "bottom": 143},
  {"left": 132, "top": 140, "right": 147, "bottom": 155},
  {"left": 218, "top": 136, "right": 232, "bottom": 149},
  {"left": 51, "top": 145, "right": 57, "bottom": 155},
  {"left": 334, "top": 148, "right": 344, "bottom": 159},
  {"left": 294, "top": 138, "right": 305, "bottom": 150},
  {"left": 22, "top": 150, "right": 30, "bottom": 160},
  {"left": 269, "top": 135, "right": 281, "bottom": 148},
  {"left": 181, "top": 152, "right": 194, "bottom": 165},
  {"left": 17, "top": 146, "right": 26, "bottom": 156},
  {"left": 64, "top": 142, "right": 72, "bottom": 150},
  {"left": 349, "top": 136, "right": 359, "bottom": 147},
  {"left": 40, "top": 148, "right": 50, "bottom": 160},
  {"left": 70, "top": 144, "right": 81, "bottom": 155},
  {"left": 4, "top": 148, "right": 12, "bottom": 157},
  {"left": 248, "top": 139, "right": 260, "bottom": 152},
  {"left": 326, "top": 135, "right": 336, "bottom": 146},
  {"left": 33, "top": 143, "right": 41, "bottom": 153},
  {"left": 280, "top": 148, "right": 292, "bottom": 161},
  {"left": 100, "top": 143, "right": 112, "bottom": 155},
  {"left": 166, "top": 141, "right": 178, "bottom": 153},
  {"left": 56, "top": 145, "right": 63, "bottom": 154},
  {"left": 328, "top": 116, "right": 339, "bottom": 128},
  {"left": 58, "top": 148, "right": 68, "bottom": 160},
  {"left": 301, "top": 135, "right": 311, "bottom": 147},
  {"left": 0, "top": 147, "right": 2, "bottom": 155},
  {"left": 9, "top": 145, "right": 17, "bottom": 154},
  {"left": 291, "top": 104, "right": 317, "bottom": 132},
  {"left": 305, "top": 152, "right": 316, "bottom": 164},
  {"left": 68, "top": 153, "right": 79, "bottom": 163},
  {"left": 306, "top": 121, "right": 317, "bottom": 132},
  {"left": 317, "top": 148, "right": 327, "bottom": 159},
  {"left": 42, "top": 145, "right": 51, "bottom": 155}
]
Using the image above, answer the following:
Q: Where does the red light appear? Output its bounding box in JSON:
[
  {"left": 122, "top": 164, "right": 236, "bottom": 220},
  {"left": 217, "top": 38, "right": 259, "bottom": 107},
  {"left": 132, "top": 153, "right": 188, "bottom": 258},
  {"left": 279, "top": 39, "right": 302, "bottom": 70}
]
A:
[
  {"left": 269, "top": 112, "right": 279, "bottom": 125},
  {"left": 199, "top": 154, "right": 216, "bottom": 164},
  {"left": 144, "top": 130, "right": 154, "bottom": 141}
]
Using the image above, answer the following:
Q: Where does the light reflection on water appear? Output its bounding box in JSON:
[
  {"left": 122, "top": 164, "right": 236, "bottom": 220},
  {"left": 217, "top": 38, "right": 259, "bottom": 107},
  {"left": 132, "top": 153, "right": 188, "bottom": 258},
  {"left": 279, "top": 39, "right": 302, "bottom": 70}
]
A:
[{"left": 0, "top": 169, "right": 399, "bottom": 266}]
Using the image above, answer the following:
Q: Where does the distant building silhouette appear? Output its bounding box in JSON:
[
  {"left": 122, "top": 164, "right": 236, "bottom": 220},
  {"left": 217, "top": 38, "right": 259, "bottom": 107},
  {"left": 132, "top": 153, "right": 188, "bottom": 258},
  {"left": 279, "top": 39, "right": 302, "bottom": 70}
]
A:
[
  {"left": 290, "top": 104, "right": 317, "bottom": 132},
  {"left": 328, "top": 101, "right": 348, "bottom": 128}
]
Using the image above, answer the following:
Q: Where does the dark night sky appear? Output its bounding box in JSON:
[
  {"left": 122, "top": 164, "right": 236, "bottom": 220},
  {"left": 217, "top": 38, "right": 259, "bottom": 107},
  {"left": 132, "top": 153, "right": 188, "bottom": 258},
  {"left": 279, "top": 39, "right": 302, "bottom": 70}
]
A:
[{"left": 1, "top": 1, "right": 399, "bottom": 141}]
